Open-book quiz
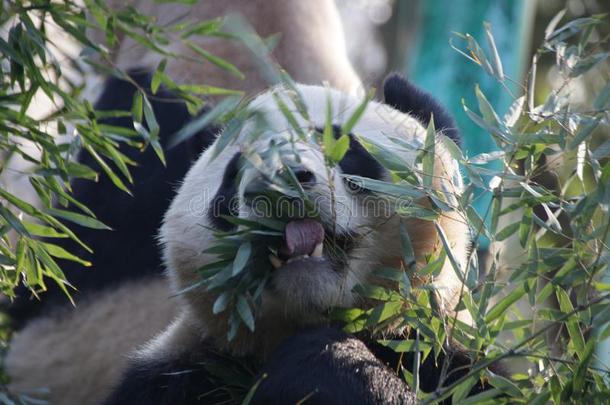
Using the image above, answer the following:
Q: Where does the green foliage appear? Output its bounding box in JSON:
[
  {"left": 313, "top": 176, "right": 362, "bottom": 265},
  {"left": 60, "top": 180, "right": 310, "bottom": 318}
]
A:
[
  {"left": 383, "top": 12, "right": 609, "bottom": 403},
  {"left": 0, "top": 1, "right": 242, "bottom": 400},
  {"left": 0, "top": 0, "right": 240, "bottom": 302}
]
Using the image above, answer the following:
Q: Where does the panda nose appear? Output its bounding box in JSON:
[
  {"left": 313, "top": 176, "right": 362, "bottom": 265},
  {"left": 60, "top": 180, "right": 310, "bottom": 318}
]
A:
[
  {"left": 293, "top": 168, "right": 316, "bottom": 186},
  {"left": 243, "top": 167, "right": 316, "bottom": 202}
]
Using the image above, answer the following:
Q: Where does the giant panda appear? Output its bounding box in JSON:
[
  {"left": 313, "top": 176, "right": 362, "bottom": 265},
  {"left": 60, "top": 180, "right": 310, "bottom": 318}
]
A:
[
  {"left": 101, "top": 74, "right": 481, "bottom": 404},
  {"left": 5, "top": 1, "right": 363, "bottom": 403}
]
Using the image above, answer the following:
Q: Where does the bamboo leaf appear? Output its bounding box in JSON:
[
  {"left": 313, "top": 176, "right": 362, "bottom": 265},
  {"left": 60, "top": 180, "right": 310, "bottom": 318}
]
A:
[
  {"left": 236, "top": 295, "right": 255, "bottom": 332},
  {"left": 342, "top": 92, "right": 372, "bottom": 134},
  {"left": 170, "top": 95, "right": 241, "bottom": 149},
  {"left": 42, "top": 242, "right": 91, "bottom": 266},
  {"left": 213, "top": 291, "right": 232, "bottom": 314},
  {"left": 132, "top": 91, "right": 143, "bottom": 123},
  {"left": 496, "top": 222, "right": 519, "bottom": 241},
  {"left": 342, "top": 175, "right": 424, "bottom": 199},
  {"left": 0, "top": 204, "right": 32, "bottom": 237},
  {"left": 232, "top": 242, "right": 252, "bottom": 276},
  {"left": 377, "top": 339, "right": 432, "bottom": 352},
  {"left": 519, "top": 207, "right": 533, "bottom": 248},
  {"left": 185, "top": 41, "right": 244, "bottom": 79},
  {"left": 422, "top": 117, "right": 436, "bottom": 188},
  {"left": 45, "top": 208, "right": 111, "bottom": 230},
  {"left": 83, "top": 144, "right": 132, "bottom": 195},
  {"left": 556, "top": 288, "right": 585, "bottom": 356},
  {"left": 483, "top": 22, "right": 504, "bottom": 81},
  {"left": 330, "top": 134, "right": 350, "bottom": 162},
  {"left": 399, "top": 222, "right": 416, "bottom": 272},
  {"left": 434, "top": 222, "right": 465, "bottom": 285},
  {"left": 151, "top": 59, "right": 167, "bottom": 94},
  {"left": 485, "top": 285, "right": 526, "bottom": 323}
]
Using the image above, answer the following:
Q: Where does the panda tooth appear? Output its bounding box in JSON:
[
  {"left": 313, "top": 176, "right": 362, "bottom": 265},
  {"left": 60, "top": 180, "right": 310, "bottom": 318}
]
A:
[
  {"left": 311, "top": 242, "right": 323, "bottom": 258},
  {"left": 269, "top": 255, "right": 283, "bottom": 269},
  {"left": 286, "top": 254, "right": 309, "bottom": 264}
]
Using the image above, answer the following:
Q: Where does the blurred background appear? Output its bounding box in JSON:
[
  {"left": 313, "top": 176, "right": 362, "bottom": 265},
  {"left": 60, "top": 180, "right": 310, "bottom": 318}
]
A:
[
  {"left": 338, "top": 0, "right": 609, "bottom": 247},
  {"left": 336, "top": 0, "right": 610, "bottom": 371},
  {"left": 339, "top": 0, "right": 608, "bottom": 99}
]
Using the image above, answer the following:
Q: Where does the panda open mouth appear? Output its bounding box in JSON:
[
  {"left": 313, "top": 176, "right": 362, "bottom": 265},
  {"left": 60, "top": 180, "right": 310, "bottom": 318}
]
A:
[{"left": 268, "top": 219, "right": 353, "bottom": 271}]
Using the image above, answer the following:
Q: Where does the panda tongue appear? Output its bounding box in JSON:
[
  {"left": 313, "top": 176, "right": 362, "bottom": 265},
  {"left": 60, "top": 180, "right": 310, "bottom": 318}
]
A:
[{"left": 281, "top": 219, "right": 325, "bottom": 258}]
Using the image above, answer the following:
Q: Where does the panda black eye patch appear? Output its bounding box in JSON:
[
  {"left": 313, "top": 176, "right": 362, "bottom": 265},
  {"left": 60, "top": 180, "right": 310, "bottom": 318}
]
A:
[
  {"left": 207, "top": 152, "right": 241, "bottom": 231},
  {"left": 316, "top": 126, "right": 385, "bottom": 187},
  {"left": 338, "top": 134, "right": 385, "bottom": 182}
]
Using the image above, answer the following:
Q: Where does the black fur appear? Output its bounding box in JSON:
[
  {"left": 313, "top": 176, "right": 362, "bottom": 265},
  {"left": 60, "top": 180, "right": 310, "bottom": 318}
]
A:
[
  {"left": 313, "top": 126, "right": 386, "bottom": 182},
  {"left": 252, "top": 327, "right": 416, "bottom": 405},
  {"left": 104, "top": 327, "right": 417, "bottom": 405},
  {"left": 103, "top": 350, "right": 233, "bottom": 405},
  {"left": 208, "top": 152, "right": 241, "bottom": 231},
  {"left": 8, "top": 70, "right": 218, "bottom": 327},
  {"left": 383, "top": 74, "right": 461, "bottom": 145},
  {"left": 338, "top": 139, "right": 385, "bottom": 185},
  {"left": 368, "top": 337, "right": 499, "bottom": 400},
  {"left": 313, "top": 125, "right": 385, "bottom": 192},
  {"left": 254, "top": 327, "right": 498, "bottom": 404},
  {"left": 103, "top": 327, "right": 500, "bottom": 405}
]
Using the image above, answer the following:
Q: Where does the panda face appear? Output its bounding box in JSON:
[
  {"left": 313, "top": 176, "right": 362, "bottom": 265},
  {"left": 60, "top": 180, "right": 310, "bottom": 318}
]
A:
[{"left": 160, "top": 84, "right": 467, "bottom": 346}]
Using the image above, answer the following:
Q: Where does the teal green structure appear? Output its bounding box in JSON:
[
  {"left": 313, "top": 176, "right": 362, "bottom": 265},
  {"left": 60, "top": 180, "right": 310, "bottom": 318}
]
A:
[
  {"left": 405, "top": 0, "right": 535, "bottom": 248},
  {"left": 402, "top": 0, "right": 610, "bottom": 376}
]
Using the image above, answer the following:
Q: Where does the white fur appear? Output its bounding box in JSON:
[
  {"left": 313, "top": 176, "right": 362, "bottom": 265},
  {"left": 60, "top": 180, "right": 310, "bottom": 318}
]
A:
[
  {"left": 5, "top": 278, "right": 178, "bottom": 405},
  {"left": 88, "top": 0, "right": 362, "bottom": 95}
]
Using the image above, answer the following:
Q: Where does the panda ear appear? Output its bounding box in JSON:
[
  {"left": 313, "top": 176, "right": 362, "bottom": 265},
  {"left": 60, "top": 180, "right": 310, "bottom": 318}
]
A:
[
  {"left": 383, "top": 73, "right": 414, "bottom": 113},
  {"left": 383, "top": 73, "right": 461, "bottom": 145}
]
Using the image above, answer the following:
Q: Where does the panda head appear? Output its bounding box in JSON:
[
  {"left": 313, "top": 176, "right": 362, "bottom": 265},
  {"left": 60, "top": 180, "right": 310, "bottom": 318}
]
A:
[{"left": 159, "top": 76, "right": 469, "bottom": 353}]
